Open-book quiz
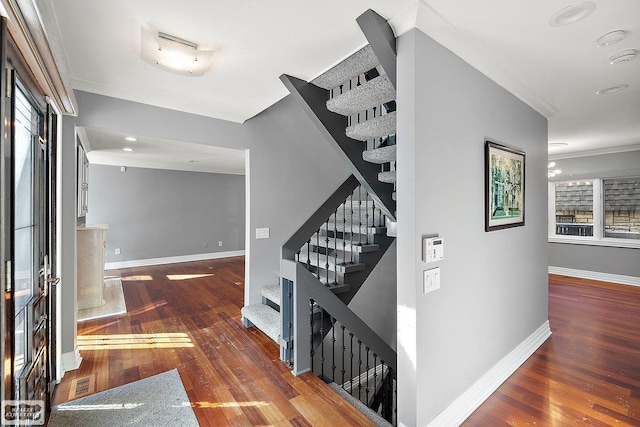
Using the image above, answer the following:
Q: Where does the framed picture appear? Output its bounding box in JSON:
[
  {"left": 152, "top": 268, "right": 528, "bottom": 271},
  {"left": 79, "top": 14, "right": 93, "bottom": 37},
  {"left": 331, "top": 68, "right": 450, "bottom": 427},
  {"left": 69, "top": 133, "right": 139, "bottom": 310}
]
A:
[{"left": 485, "top": 140, "right": 525, "bottom": 231}]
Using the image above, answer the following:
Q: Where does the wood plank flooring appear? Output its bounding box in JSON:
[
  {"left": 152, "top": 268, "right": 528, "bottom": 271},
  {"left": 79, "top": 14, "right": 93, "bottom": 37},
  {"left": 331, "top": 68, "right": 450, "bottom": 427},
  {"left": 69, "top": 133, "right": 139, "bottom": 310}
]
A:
[
  {"left": 464, "top": 274, "right": 640, "bottom": 426},
  {"left": 52, "top": 257, "right": 375, "bottom": 426}
]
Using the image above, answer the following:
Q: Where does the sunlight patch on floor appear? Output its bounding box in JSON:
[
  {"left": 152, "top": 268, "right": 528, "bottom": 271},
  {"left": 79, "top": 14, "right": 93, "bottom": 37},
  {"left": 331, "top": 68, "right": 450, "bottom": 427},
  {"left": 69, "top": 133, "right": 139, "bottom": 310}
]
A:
[
  {"left": 78, "top": 333, "right": 193, "bottom": 350},
  {"left": 121, "top": 275, "right": 154, "bottom": 281},
  {"left": 166, "top": 273, "right": 215, "bottom": 281}
]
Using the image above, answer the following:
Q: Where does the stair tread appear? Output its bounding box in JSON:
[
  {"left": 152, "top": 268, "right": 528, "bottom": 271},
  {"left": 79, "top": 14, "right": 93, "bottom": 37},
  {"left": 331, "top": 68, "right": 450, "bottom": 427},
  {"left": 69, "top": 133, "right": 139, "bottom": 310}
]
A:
[
  {"left": 363, "top": 145, "right": 397, "bottom": 164},
  {"left": 327, "top": 76, "right": 395, "bottom": 116},
  {"left": 305, "top": 252, "right": 365, "bottom": 271},
  {"left": 321, "top": 221, "right": 387, "bottom": 234},
  {"left": 378, "top": 170, "right": 396, "bottom": 184},
  {"left": 308, "top": 236, "right": 377, "bottom": 252},
  {"left": 260, "top": 284, "right": 280, "bottom": 306},
  {"left": 346, "top": 112, "right": 396, "bottom": 141},
  {"left": 311, "top": 45, "right": 380, "bottom": 90},
  {"left": 241, "top": 303, "right": 280, "bottom": 343}
]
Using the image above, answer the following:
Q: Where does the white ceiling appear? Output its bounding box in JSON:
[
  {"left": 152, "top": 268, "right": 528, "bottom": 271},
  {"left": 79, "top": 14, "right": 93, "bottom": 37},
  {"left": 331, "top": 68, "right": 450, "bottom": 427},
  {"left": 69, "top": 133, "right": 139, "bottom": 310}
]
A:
[
  {"left": 80, "top": 127, "right": 245, "bottom": 175},
  {"left": 46, "top": 0, "right": 639, "bottom": 172}
]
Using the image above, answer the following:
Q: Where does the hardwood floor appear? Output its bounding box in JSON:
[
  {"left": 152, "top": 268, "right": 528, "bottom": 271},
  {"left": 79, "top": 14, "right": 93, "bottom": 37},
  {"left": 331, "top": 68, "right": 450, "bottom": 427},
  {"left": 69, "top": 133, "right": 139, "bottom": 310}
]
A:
[
  {"left": 52, "top": 257, "right": 375, "bottom": 426},
  {"left": 464, "top": 274, "right": 640, "bottom": 426},
  {"left": 54, "top": 260, "right": 640, "bottom": 426}
]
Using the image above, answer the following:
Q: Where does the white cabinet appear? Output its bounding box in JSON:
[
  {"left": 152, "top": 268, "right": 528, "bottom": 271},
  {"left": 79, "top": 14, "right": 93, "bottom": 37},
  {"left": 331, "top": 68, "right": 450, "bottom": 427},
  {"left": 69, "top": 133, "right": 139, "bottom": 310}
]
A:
[{"left": 77, "top": 225, "right": 108, "bottom": 310}]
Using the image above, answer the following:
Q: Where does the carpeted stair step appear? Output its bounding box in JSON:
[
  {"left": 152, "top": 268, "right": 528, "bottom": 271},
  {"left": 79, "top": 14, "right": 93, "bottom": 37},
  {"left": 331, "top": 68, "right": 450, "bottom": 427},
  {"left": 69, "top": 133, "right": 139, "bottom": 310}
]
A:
[
  {"left": 327, "top": 76, "right": 395, "bottom": 116},
  {"left": 363, "top": 145, "right": 396, "bottom": 164},
  {"left": 378, "top": 171, "right": 396, "bottom": 184},
  {"left": 346, "top": 112, "right": 396, "bottom": 141},
  {"left": 309, "top": 236, "right": 379, "bottom": 253},
  {"left": 329, "top": 383, "right": 392, "bottom": 427},
  {"left": 260, "top": 284, "right": 280, "bottom": 307},
  {"left": 312, "top": 45, "right": 380, "bottom": 90},
  {"left": 306, "top": 252, "right": 365, "bottom": 273},
  {"left": 321, "top": 221, "right": 387, "bottom": 235},
  {"left": 241, "top": 303, "right": 280, "bottom": 343}
]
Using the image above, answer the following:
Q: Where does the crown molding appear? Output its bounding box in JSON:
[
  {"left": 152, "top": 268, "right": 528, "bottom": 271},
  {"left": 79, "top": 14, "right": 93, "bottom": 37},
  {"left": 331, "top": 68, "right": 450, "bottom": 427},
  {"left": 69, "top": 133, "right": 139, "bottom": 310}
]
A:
[
  {"left": 548, "top": 143, "right": 640, "bottom": 160},
  {"left": 1, "top": 0, "right": 77, "bottom": 115}
]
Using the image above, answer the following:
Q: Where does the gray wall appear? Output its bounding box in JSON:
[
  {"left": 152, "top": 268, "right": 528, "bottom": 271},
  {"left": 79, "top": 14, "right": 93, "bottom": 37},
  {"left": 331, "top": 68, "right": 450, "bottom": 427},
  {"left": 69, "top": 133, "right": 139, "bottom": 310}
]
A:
[
  {"left": 549, "top": 150, "right": 640, "bottom": 278},
  {"left": 396, "top": 29, "right": 548, "bottom": 425},
  {"left": 60, "top": 90, "right": 351, "bottom": 356},
  {"left": 86, "top": 165, "right": 245, "bottom": 263}
]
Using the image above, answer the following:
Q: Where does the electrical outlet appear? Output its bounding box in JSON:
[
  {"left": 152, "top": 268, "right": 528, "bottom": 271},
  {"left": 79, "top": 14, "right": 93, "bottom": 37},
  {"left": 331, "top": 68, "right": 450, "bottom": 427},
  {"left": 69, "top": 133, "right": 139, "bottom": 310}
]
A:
[
  {"left": 218, "top": 241, "right": 223, "bottom": 247},
  {"left": 203, "top": 242, "right": 208, "bottom": 248},
  {"left": 115, "top": 248, "right": 121, "bottom": 255},
  {"left": 255, "top": 228, "right": 270, "bottom": 239}
]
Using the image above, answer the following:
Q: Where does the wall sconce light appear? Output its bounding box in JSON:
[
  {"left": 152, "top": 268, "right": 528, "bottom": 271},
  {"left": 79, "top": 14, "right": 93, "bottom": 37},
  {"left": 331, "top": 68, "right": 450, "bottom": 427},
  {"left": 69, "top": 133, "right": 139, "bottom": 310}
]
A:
[{"left": 141, "top": 28, "right": 214, "bottom": 76}]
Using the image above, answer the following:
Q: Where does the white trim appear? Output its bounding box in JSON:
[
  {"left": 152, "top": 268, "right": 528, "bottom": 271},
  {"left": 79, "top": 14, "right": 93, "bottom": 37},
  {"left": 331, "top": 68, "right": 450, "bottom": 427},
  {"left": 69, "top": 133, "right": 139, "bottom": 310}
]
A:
[
  {"left": 61, "top": 348, "right": 82, "bottom": 375},
  {"left": 428, "top": 321, "right": 551, "bottom": 427},
  {"left": 105, "top": 250, "right": 245, "bottom": 270},
  {"left": 548, "top": 236, "right": 640, "bottom": 249},
  {"left": 548, "top": 266, "right": 640, "bottom": 287},
  {"left": 548, "top": 144, "right": 640, "bottom": 160}
]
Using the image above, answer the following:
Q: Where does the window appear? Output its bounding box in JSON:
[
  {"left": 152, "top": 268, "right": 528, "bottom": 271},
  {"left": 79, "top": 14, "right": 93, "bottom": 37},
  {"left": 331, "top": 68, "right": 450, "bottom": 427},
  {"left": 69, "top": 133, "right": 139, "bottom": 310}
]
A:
[
  {"left": 603, "top": 177, "right": 640, "bottom": 240},
  {"left": 554, "top": 181, "right": 593, "bottom": 236},
  {"left": 549, "top": 177, "right": 640, "bottom": 247}
]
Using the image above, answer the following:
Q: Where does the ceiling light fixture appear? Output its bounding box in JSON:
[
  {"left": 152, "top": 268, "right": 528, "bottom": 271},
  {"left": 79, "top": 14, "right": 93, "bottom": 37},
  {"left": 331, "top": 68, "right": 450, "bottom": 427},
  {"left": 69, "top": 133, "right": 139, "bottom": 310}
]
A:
[
  {"left": 123, "top": 147, "right": 134, "bottom": 152},
  {"left": 596, "top": 30, "right": 626, "bottom": 47},
  {"left": 140, "top": 28, "right": 214, "bottom": 76},
  {"left": 125, "top": 136, "right": 137, "bottom": 142},
  {"left": 609, "top": 49, "right": 637, "bottom": 65},
  {"left": 189, "top": 160, "right": 199, "bottom": 163},
  {"left": 596, "top": 84, "right": 629, "bottom": 95},
  {"left": 548, "top": 162, "right": 562, "bottom": 178},
  {"left": 549, "top": 2, "right": 596, "bottom": 27}
]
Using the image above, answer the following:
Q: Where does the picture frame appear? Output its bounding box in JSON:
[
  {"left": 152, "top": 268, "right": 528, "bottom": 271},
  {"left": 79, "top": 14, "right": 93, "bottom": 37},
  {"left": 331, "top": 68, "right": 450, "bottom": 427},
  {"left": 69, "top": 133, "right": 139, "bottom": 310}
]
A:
[{"left": 485, "top": 140, "right": 525, "bottom": 231}]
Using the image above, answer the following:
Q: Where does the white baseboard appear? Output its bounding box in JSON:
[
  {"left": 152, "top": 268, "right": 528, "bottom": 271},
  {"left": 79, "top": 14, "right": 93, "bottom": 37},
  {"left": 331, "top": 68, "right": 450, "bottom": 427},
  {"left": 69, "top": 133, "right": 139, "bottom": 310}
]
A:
[
  {"left": 61, "top": 348, "right": 82, "bottom": 375},
  {"left": 549, "top": 266, "right": 640, "bottom": 287},
  {"left": 428, "top": 321, "right": 552, "bottom": 427},
  {"left": 105, "top": 250, "right": 245, "bottom": 270}
]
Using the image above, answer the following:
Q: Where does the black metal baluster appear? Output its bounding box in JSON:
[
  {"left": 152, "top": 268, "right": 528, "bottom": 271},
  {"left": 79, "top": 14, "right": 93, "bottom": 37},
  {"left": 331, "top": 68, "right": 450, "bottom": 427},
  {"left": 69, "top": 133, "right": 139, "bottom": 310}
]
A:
[
  {"left": 372, "top": 199, "right": 376, "bottom": 229},
  {"left": 373, "top": 353, "right": 378, "bottom": 408},
  {"left": 365, "top": 347, "right": 370, "bottom": 405},
  {"left": 393, "top": 368, "right": 397, "bottom": 425},
  {"left": 306, "top": 238, "right": 311, "bottom": 272},
  {"left": 341, "top": 325, "right": 346, "bottom": 386},
  {"left": 350, "top": 193, "right": 354, "bottom": 262},
  {"left": 316, "top": 229, "right": 321, "bottom": 280},
  {"left": 310, "top": 300, "right": 315, "bottom": 373},
  {"left": 358, "top": 340, "right": 363, "bottom": 401},
  {"left": 365, "top": 191, "right": 370, "bottom": 229},
  {"left": 333, "top": 210, "right": 338, "bottom": 285},
  {"left": 358, "top": 187, "right": 363, "bottom": 243},
  {"left": 342, "top": 201, "right": 346, "bottom": 267},
  {"left": 331, "top": 316, "right": 336, "bottom": 382},
  {"left": 349, "top": 333, "right": 354, "bottom": 394},
  {"left": 320, "top": 309, "right": 325, "bottom": 380},
  {"left": 324, "top": 219, "right": 329, "bottom": 287}
]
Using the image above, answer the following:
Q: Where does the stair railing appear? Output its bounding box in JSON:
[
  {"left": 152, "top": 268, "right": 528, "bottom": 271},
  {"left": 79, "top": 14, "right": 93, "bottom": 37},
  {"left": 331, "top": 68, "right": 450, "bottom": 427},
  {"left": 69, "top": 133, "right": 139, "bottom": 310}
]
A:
[{"left": 280, "top": 259, "right": 397, "bottom": 424}]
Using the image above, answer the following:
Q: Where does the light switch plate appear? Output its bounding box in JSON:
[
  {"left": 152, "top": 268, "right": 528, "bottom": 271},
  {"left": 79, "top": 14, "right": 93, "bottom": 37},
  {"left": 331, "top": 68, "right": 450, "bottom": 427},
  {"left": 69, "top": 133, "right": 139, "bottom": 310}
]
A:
[
  {"left": 423, "top": 267, "right": 440, "bottom": 293},
  {"left": 256, "top": 227, "right": 270, "bottom": 239}
]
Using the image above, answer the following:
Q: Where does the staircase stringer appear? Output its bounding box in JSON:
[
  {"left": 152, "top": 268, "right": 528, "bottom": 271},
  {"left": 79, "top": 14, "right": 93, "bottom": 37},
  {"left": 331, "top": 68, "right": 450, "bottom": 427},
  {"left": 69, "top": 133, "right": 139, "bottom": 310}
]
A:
[{"left": 280, "top": 74, "right": 396, "bottom": 221}]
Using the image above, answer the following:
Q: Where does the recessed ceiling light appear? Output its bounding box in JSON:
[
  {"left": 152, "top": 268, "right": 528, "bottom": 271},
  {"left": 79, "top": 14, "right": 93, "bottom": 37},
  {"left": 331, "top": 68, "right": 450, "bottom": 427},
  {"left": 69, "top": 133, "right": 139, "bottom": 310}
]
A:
[
  {"left": 549, "top": 2, "right": 596, "bottom": 27},
  {"left": 123, "top": 147, "right": 134, "bottom": 152},
  {"left": 596, "top": 84, "right": 629, "bottom": 95},
  {"left": 596, "top": 30, "right": 626, "bottom": 47},
  {"left": 548, "top": 142, "right": 569, "bottom": 148},
  {"left": 125, "top": 136, "right": 137, "bottom": 142},
  {"left": 609, "top": 49, "right": 637, "bottom": 65},
  {"left": 189, "top": 160, "right": 199, "bottom": 163}
]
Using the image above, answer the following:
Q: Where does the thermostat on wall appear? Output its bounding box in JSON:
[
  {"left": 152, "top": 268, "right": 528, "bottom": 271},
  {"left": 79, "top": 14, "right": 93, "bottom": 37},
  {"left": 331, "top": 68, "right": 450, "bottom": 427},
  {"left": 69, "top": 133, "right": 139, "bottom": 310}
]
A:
[{"left": 423, "top": 237, "right": 444, "bottom": 263}]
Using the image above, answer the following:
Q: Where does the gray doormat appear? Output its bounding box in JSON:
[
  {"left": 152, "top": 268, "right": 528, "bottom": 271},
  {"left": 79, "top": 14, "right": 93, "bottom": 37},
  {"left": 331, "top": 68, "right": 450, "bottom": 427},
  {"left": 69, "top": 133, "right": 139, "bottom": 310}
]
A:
[{"left": 48, "top": 369, "right": 198, "bottom": 426}]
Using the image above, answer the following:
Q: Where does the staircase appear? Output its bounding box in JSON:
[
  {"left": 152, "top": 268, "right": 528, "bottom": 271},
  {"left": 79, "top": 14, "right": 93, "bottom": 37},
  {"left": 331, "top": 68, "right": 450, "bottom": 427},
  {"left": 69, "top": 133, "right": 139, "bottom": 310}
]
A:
[{"left": 242, "top": 8, "right": 398, "bottom": 425}]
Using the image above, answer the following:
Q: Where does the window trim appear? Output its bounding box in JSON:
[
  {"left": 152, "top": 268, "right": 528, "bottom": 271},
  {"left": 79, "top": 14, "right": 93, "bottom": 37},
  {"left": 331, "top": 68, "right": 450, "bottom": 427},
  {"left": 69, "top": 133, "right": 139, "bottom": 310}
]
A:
[{"left": 548, "top": 178, "right": 640, "bottom": 249}]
